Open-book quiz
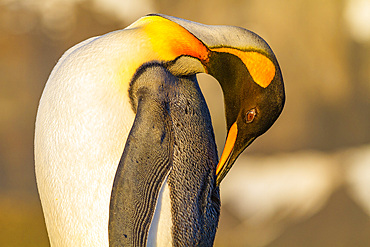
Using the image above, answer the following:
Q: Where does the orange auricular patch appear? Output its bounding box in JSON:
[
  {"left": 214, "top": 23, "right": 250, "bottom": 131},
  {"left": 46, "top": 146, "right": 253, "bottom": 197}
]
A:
[
  {"left": 211, "top": 47, "right": 275, "bottom": 88},
  {"left": 135, "top": 16, "right": 210, "bottom": 63}
]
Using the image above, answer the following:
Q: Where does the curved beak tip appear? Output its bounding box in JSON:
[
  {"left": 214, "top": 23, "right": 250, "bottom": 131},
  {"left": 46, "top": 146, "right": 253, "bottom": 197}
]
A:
[
  {"left": 215, "top": 122, "right": 238, "bottom": 186},
  {"left": 215, "top": 126, "right": 256, "bottom": 186}
]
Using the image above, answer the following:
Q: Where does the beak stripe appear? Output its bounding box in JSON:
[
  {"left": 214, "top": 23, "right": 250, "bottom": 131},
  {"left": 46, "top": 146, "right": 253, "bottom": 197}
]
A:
[
  {"left": 216, "top": 122, "right": 238, "bottom": 176},
  {"left": 211, "top": 48, "right": 275, "bottom": 88}
]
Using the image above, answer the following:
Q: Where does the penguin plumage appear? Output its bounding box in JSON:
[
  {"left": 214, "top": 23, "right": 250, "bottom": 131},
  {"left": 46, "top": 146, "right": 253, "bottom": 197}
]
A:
[{"left": 35, "top": 14, "right": 285, "bottom": 246}]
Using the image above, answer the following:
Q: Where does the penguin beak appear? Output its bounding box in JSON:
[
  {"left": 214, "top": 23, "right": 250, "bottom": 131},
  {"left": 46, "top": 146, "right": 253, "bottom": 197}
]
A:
[{"left": 215, "top": 122, "right": 255, "bottom": 186}]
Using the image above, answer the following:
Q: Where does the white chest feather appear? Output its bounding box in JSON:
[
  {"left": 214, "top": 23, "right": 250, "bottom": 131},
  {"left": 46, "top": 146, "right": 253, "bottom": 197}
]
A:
[
  {"left": 147, "top": 178, "right": 173, "bottom": 247},
  {"left": 35, "top": 31, "right": 138, "bottom": 246}
]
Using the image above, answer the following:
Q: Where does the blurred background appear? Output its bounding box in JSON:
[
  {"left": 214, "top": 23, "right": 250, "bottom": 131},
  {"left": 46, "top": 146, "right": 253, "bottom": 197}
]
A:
[{"left": 0, "top": 0, "right": 369, "bottom": 246}]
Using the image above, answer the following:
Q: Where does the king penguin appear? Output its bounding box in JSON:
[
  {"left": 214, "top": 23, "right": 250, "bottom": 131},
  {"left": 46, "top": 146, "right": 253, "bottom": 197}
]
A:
[{"left": 35, "top": 14, "right": 285, "bottom": 246}]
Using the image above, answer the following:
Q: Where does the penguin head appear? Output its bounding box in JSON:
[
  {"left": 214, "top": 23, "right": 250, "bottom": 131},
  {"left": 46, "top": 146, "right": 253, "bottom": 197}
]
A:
[
  {"left": 134, "top": 14, "right": 285, "bottom": 185},
  {"left": 206, "top": 50, "right": 285, "bottom": 185}
]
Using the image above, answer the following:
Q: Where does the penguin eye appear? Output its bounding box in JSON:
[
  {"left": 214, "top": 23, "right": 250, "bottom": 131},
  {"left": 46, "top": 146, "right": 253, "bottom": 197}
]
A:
[{"left": 246, "top": 109, "right": 256, "bottom": 123}]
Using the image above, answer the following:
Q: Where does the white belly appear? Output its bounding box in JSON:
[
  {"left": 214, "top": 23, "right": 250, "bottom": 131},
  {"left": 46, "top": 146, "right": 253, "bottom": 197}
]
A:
[{"left": 147, "top": 177, "right": 173, "bottom": 247}]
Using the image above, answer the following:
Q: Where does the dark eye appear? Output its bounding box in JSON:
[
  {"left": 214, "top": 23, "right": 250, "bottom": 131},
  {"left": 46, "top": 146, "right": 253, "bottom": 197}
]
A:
[{"left": 246, "top": 109, "right": 256, "bottom": 123}]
